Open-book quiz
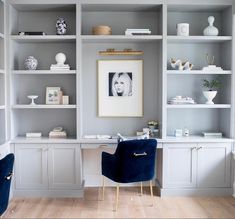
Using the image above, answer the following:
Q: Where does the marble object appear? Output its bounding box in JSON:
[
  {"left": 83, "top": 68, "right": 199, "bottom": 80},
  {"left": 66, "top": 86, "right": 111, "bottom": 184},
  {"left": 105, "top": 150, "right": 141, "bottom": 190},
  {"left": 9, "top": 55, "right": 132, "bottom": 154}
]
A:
[
  {"left": 56, "top": 17, "right": 67, "bottom": 35},
  {"left": 24, "top": 56, "right": 38, "bottom": 70},
  {"left": 203, "top": 16, "right": 219, "bottom": 36}
]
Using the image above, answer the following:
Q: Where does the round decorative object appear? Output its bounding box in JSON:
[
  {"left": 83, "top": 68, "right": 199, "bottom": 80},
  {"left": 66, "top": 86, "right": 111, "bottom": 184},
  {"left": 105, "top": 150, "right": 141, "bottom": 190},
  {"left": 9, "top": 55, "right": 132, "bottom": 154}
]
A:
[
  {"left": 203, "top": 16, "right": 219, "bottom": 36},
  {"left": 55, "top": 53, "right": 66, "bottom": 65},
  {"left": 56, "top": 17, "right": 67, "bottom": 35},
  {"left": 92, "top": 25, "right": 112, "bottom": 35},
  {"left": 24, "top": 56, "right": 38, "bottom": 70}
]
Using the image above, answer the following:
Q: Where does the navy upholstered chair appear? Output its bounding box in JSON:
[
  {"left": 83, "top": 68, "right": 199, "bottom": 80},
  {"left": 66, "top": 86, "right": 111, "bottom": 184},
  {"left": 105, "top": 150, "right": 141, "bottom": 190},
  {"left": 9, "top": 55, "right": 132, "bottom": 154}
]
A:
[
  {"left": 0, "top": 153, "right": 14, "bottom": 217},
  {"left": 101, "top": 139, "right": 157, "bottom": 211}
]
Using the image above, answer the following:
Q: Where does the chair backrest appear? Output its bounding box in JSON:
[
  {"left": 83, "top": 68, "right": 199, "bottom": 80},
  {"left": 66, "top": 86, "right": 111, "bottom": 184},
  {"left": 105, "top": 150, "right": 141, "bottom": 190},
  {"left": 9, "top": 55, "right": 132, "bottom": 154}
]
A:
[
  {"left": 0, "top": 153, "right": 14, "bottom": 216},
  {"left": 114, "top": 139, "right": 157, "bottom": 183}
]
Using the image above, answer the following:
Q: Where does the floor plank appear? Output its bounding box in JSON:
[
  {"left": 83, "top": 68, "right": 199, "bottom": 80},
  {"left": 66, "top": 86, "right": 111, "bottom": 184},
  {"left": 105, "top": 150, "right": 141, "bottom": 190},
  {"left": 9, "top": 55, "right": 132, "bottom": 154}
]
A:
[{"left": 3, "top": 187, "right": 235, "bottom": 218}]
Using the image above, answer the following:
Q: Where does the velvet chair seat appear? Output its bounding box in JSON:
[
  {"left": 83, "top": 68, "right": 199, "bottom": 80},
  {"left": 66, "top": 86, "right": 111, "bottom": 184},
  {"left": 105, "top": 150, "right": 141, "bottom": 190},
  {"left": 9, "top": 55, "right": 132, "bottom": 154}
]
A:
[{"left": 0, "top": 153, "right": 14, "bottom": 216}]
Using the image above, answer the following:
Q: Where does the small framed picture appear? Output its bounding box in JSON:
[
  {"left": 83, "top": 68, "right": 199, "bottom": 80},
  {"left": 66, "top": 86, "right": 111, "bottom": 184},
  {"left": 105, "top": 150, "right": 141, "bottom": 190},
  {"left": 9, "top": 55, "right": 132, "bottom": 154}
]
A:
[{"left": 46, "top": 87, "right": 61, "bottom": 104}]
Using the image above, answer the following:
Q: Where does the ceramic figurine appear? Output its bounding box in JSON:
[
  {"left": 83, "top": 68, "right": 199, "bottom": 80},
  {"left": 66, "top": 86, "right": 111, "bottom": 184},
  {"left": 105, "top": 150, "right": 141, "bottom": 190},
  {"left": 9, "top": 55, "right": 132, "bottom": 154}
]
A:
[
  {"left": 56, "top": 17, "right": 67, "bottom": 35},
  {"left": 170, "top": 58, "right": 193, "bottom": 70},
  {"left": 24, "top": 56, "right": 38, "bottom": 70},
  {"left": 203, "top": 16, "right": 219, "bottom": 36}
]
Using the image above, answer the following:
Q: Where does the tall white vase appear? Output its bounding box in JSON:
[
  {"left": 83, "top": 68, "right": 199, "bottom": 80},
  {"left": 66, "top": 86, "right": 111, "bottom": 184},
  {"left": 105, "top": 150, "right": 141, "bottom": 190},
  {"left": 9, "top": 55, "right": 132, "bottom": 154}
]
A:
[{"left": 203, "top": 91, "right": 217, "bottom": 104}]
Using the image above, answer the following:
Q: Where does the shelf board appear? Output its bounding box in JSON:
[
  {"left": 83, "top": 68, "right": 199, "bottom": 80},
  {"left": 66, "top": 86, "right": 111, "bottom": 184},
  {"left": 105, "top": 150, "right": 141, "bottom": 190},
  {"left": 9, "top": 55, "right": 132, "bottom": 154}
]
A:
[
  {"left": 167, "top": 36, "right": 232, "bottom": 43},
  {"left": 12, "top": 105, "right": 77, "bottom": 109},
  {"left": 81, "top": 35, "right": 163, "bottom": 43},
  {"left": 0, "top": 105, "right": 5, "bottom": 110},
  {"left": 12, "top": 70, "right": 76, "bottom": 75},
  {"left": 11, "top": 35, "right": 76, "bottom": 43},
  {"left": 0, "top": 33, "right": 4, "bottom": 39},
  {"left": 167, "top": 104, "right": 231, "bottom": 109},
  {"left": 166, "top": 70, "right": 232, "bottom": 75}
]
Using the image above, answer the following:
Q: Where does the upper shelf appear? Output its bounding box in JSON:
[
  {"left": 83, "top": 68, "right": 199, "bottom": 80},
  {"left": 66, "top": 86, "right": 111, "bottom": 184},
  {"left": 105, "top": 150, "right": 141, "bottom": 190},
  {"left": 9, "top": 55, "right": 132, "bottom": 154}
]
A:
[
  {"left": 11, "top": 35, "right": 76, "bottom": 43},
  {"left": 12, "top": 105, "right": 77, "bottom": 109},
  {"left": 12, "top": 70, "right": 76, "bottom": 75},
  {"left": 167, "top": 36, "right": 232, "bottom": 43},
  {"left": 81, "top": 35, "right": 163, "bottom": 43},
  {"left": 166, "top": 70, "right": 232, "bottom": 75},
  {"left": 167, "top": 104, "right": 231, "bottom": 109}
]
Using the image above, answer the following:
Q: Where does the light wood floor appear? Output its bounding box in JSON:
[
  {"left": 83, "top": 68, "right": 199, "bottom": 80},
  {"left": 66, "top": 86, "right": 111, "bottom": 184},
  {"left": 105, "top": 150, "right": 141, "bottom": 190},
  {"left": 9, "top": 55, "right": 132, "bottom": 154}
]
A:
[{"left": 3, "top": 187, "right": 235, "bottom": 218}]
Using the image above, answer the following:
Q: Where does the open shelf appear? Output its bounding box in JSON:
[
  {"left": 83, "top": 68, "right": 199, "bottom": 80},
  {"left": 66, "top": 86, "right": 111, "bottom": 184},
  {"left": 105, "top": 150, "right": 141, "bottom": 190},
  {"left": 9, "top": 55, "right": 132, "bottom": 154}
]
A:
[
  {"left": 167, "top": 36, "right": 232, "bottom": 43},
  {"left": 166, "top": 104, "right": 231, "bottom": 109},
  {"left": 11, "top": 35, "right": 76, "bottom": 43},
  {"left": 12, "top": 102, "right": 77, "bottom": 109},
  {"left": 12, "top": 70, "right": 76, "bottom": 75},
  {"left": 166, "top": 70, "right": 232, "bottom": 75},
  {"left": 81, "top": 35, "right": 163, "bottom": 43}
]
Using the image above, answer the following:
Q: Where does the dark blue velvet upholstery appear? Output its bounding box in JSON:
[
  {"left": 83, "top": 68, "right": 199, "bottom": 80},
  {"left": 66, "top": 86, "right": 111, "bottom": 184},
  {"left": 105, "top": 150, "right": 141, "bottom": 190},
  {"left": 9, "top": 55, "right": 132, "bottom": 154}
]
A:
[
  {"left": 102, "top": 139, "right": 157, "bottom": 183},
  {"left": 0, "top": 153, "right": 14, "bottom": 216}
]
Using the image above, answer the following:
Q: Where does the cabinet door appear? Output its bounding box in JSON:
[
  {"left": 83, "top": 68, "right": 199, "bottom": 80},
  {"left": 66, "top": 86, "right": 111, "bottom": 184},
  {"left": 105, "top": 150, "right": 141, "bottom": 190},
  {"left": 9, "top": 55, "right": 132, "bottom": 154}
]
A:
[
  {"left": 15, "top": 144, "right": 48, "bottom": 189},
  {"left": 82, "top": 144, "right": 116, "bottom": 186},
  {"left": 197, "top": 143, "right": 231, "bottom": 188},
  {"left": 48, "top": 144, "right": 81, "bottom": 189},
  {"left": 163, "top": 143, "right": 197, "bottom": 188}
]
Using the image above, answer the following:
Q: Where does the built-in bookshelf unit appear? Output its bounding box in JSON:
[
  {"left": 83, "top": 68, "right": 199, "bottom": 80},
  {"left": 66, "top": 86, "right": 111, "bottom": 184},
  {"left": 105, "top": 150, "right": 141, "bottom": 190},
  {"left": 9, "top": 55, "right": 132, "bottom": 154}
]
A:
[
  {"left": 164, "top": 4, "right": 233, "bottom": 139},
  {"left": 9, "top": 3, "right": 77, "bottom": 139},
  {"left": 0, "top": 0, "right": 6, "bottom": 145},
  {"left": 5, "top": 0, "right": 235, "bottom": 142}
]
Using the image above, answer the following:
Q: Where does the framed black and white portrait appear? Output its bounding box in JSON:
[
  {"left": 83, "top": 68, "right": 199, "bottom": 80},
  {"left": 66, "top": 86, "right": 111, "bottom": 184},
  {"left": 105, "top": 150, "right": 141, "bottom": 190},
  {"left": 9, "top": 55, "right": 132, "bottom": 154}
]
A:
[{"left": 98, "top": 60, "right": 143, "bottom": 117}]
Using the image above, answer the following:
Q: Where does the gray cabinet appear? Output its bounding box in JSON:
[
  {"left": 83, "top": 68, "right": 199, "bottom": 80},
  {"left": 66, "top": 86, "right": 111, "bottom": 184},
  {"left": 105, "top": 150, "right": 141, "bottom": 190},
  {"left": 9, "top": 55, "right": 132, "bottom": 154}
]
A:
[
  {"left": 48, "top": 144, "right": 81, "bottom": 189},
  {"left": 164, "top": 143, "right": 197, "bottom": 188},
  {"left": 163, "top": 142, "right": 232, "bottom": 189},
  {"left": 15, "top": 143, "right": 81, "bottom": 191},
  {"left": 15, "top": 144, "right": 48, "bottom": 189},
  {"left": 197, "top": 143, "right": 231, "bottom": 188}
]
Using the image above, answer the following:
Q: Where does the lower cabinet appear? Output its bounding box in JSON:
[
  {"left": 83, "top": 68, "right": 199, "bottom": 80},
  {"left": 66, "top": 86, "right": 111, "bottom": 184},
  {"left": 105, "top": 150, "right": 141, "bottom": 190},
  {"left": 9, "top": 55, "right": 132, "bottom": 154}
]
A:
[
  {"left": 14, "top": 143, "right": 82, "bottom": 194},
  {"left": 163, "top": 142, "right": 232, "bottom": 190}
]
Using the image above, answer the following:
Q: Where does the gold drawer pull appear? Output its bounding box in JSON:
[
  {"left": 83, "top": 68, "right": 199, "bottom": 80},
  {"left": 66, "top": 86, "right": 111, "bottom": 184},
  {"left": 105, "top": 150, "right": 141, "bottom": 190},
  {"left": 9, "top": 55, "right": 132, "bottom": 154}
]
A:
[
  {"left": 134, "top": 152, "right": 147, "bottom": 157},
  {"left": 100, "top": 144, "right": 108, "bottom": 148}
]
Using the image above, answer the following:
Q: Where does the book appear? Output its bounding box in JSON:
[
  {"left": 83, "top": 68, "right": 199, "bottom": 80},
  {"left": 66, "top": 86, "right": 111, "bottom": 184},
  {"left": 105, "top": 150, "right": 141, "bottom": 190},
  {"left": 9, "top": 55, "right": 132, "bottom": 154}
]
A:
[
  {"left": 26, "top": 132, "right": 42, "bottom": 138},
  {"left": 18, "top": 31, "right": 46, "bottom": 36},
  {"left": 202, "top": 132, "right": 222, "bottom": 138},
  {"left": 49, "top": 131, "right": 67, "bottom": 138}
]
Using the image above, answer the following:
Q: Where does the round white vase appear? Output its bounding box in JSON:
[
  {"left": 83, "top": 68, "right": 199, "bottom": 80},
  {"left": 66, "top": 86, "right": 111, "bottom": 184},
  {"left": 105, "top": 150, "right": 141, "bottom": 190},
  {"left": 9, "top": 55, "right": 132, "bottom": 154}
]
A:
[
  {"left": 203, "top": 91, "right": 217, "bottom": 104},
  {"left": 203, "top": 16, "right": 219, "bottom": 36}
]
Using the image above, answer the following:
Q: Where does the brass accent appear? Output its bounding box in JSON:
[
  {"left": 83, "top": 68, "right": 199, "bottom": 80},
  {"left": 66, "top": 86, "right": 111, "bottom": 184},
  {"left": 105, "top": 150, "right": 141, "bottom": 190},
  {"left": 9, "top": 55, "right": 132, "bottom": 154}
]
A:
[
  {"left": 134, "top": 152, "right": 147, "bottom": 156},
  {"left": 115, "top": 184, "right": 120, "bottom": 211},
  {"left": 100, "top": 144, "right": 108, "bottom": 148},
  {"left": 99, "top": 48, "right": 144, "bottom": 56},
  {"left": 140, "top": 182, "right": 143, "bottom": 196}
]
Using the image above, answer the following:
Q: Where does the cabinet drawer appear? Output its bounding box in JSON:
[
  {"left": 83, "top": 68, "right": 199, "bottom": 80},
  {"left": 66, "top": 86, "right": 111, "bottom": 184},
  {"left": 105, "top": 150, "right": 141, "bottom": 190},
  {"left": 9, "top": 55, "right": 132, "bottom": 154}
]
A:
[{"left": 81, "top": 143, "right": 117, "bottom": 149}]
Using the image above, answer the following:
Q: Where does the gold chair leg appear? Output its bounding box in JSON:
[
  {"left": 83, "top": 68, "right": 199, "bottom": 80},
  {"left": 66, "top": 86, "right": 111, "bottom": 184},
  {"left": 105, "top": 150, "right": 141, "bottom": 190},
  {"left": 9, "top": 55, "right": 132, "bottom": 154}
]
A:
[
  {"left": 115, "top": 183, "right": 119, "bottom": 211},
  {"left": 140, "top": 182, "right": 143, "bottom": 196},
  {"left": 150, "top": 180, "right": 154, "bottom": 206},
  {"left": 102, "top": 175, "right": 105, "bottom": 201}
]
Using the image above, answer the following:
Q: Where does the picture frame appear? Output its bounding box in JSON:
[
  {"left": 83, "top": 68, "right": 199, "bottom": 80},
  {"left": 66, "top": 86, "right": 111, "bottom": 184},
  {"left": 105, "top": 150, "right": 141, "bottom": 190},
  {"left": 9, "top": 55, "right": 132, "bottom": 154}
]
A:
[
  {"left": 98, "top": 60, "right": 143, "bottom": 117},
  {"left": 46, "top": 87, "right": 61, "bottom": 105}
]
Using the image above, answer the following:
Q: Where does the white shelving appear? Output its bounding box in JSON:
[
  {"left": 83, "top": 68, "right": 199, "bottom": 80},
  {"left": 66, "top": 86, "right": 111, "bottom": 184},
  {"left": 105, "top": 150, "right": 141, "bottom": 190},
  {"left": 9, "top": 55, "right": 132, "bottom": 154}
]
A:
[
  {"left": 166, "top": 70, "right": 232, "bottom": 75},
  {"left": 166, "top": 104, "right": 231, "bottom": 109},
  {"left": 12, "top": 105, "right": 77, "bottom": 109},
  {"left": 12, "top": 70, "right": 76, "bottom": 75},
  {"left": 81, "top": 35, "right": 162, "bottom": 43},
  {"left": 11, "top": 35, "right": 76, "bottom": 43},
  {"left": 0, "top": 32, "right": 3, "bottom": 39},
  {"left": 167, "top": 36, "right": 232, "bottom": 43},
  {"left": 0, "top": 105, "right": 5, "bottom": 110},
  {"left": 0, "top": 69, "right": 4, "bottom": 74}
]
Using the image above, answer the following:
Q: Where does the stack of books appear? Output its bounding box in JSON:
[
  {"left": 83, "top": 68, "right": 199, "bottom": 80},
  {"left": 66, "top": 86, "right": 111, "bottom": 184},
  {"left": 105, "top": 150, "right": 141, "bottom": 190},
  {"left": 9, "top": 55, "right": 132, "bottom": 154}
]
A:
[
  {"left": 202, "top": 132, "right": 222, "bottom": 138},
  {"left": 125, "top": 28, "right": 151, "bottom": 36},
  {"left": 49, "top": 127, "right": 67, "bottom": 138},
  {"left": 26, "top": 132, "right": 42, "bottom": 138},
  {"left": 50, "top": 64, "right": 70, "bottom": 71}
]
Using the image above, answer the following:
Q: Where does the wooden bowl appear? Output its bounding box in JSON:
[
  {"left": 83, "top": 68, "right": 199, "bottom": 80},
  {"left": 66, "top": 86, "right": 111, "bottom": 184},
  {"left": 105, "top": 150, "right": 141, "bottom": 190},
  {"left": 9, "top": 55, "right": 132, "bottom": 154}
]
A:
[{"left": 92, "top": 25, "right": 112, "bottom": 35}]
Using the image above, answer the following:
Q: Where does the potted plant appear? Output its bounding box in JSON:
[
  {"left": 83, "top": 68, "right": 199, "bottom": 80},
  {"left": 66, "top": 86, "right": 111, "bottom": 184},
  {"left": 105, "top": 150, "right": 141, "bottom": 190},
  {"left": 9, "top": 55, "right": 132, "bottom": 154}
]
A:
[
  {"left": 147, "top": 120, "right": 158, "bottom": 130},
  {"left": 202, "top": 78, "right": 221, "bottom": 104}
]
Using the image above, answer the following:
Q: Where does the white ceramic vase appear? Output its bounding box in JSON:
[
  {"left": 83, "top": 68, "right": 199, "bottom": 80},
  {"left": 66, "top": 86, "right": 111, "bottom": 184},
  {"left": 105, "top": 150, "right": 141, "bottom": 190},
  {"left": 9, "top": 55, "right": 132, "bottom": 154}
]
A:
[
  {"left": 203, "top": 91, "right": 217, "bottom": 104},
  {"left": 203, "top": 16, "right": 219, "bottom": 36}
]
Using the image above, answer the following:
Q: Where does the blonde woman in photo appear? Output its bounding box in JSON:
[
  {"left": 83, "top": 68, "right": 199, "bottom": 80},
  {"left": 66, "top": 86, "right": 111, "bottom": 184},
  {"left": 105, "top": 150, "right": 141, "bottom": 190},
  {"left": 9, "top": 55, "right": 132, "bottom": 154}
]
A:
[{"left": 111, "top": 72, "right": 132, "bottom": 96}]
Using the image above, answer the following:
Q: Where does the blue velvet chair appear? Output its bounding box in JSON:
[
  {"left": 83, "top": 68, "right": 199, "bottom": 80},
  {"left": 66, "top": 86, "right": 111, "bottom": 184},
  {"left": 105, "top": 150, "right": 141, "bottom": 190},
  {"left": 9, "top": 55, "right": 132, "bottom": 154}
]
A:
[
  {"left": 0, "top": 153, "right": 14, "bottom": 217},
  {"left": 101, "top": 139, "right": 157, "bottom": 210}
]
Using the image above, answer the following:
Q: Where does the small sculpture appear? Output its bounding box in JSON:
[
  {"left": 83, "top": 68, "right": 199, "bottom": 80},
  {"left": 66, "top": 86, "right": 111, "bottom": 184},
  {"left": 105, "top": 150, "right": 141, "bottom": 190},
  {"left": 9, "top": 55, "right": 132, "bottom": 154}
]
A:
[
  {"left": 170, "top": 58, "right": 193, "bottom": 70},
  {"left": 203, "top": 16, "right": 219, "bottom": 36},
  {"left": 50, "top": 52, "right": 70, "bottom": 70},
  {"left": 56, "top": 17, "right": 67, "bottom": 35},
  {"left": 24, "top": 56, "right": 38, "bottom": 70},
  {"left": 202, "top": 54, "right": 223, "bottom": 71},
  {"left": 27, "top": 95, "right": 38, "bottom": 105}
]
